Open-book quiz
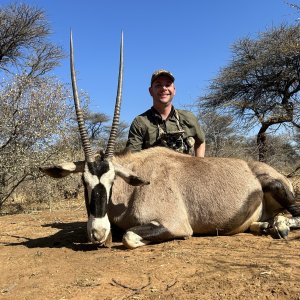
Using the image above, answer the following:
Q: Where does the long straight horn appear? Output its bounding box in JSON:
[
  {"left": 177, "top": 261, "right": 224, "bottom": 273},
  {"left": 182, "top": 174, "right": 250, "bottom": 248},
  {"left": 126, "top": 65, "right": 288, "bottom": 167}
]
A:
[
  {"left": 104, "top": 31, "right": 124, "bottom": 159},
  {"left": 70, "top": 31, "right": 94, "bottom": 163}
]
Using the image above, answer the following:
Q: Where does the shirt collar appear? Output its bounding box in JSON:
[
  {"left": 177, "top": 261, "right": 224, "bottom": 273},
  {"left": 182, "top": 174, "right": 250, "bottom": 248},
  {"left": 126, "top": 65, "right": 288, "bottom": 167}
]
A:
[{"left": 151, "top": 106, "right": 175, "bottom": 121}]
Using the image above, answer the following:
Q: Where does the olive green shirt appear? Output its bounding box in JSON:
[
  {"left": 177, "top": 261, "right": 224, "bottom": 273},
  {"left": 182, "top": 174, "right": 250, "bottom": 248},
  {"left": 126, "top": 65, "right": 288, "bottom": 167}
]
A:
[{"left": 126, "top": 106, "right": 205, "bottom": 152}]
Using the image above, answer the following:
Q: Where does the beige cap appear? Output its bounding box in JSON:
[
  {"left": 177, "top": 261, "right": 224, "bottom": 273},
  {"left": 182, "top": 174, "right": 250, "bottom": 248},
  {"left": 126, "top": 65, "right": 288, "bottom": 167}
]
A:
[{"left": 150, "top": 69, "right": 175, "bottom": 85}]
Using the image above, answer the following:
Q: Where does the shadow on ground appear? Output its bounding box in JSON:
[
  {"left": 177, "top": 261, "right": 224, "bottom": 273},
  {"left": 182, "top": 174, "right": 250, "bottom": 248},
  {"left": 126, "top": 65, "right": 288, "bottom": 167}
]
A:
[{"left": 3, "top": 221, "right": 126, "bottom": 251}]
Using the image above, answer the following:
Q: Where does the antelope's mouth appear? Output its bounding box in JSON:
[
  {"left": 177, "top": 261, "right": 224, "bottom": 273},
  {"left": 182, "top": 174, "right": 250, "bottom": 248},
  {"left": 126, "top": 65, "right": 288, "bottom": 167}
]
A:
[
  {"left": 87, "top": 214, "right": 112, "bottom": 246},
  {"left": 89, "top": 229, "right": 112, "bottom": 247}
]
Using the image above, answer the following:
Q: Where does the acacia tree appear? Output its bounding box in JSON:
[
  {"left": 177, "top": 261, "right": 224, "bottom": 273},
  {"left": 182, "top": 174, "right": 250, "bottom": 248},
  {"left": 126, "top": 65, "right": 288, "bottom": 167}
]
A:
[
  {"left": 104, "top": 121, "right": 129, "bottom": 151},
  {"left": 199, "top": 111, "right": 235, "bottom": 157},
  {"left": 0, "top": 74, "right": 73, "bottom": 206},
  {"left": 0, "top": 3, "right": 129, "bottom": 209},
  {"left": 199, "top": 24, "right": 300, "bottom": 162},
  {"left": 0, "top": 3, "right": 69, "bottom": 207},
  {"left": 67, "top": 111, "right": 128, "bottom": 153},
  {"left": 85, "top": 111, "right": 110, "bottom": 141},
  {"left": 0, "top": 3, "right": 63, "bottom": 76}
]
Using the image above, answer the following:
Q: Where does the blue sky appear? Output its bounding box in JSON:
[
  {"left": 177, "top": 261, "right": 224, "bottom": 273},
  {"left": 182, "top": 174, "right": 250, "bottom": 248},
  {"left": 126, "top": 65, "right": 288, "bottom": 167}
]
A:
[{"left": 1, "top": 0, "right": 299, "bottom": 124}]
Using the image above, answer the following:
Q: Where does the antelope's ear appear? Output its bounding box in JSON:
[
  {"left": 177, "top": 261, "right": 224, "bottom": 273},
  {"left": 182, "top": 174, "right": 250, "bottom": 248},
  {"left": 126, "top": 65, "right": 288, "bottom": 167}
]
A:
[
  {"left": 39, "top": 161, "right": 85, "bottom": 178},
  {"left": 113, "top": 163, "right": 150, "bottom": 186}
]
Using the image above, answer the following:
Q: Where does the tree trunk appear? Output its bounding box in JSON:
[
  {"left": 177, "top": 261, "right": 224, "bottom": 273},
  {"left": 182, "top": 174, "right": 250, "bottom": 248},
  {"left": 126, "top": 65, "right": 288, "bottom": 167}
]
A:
[{"left": 257, "top": 125, "right": 268, "bottom": 162}]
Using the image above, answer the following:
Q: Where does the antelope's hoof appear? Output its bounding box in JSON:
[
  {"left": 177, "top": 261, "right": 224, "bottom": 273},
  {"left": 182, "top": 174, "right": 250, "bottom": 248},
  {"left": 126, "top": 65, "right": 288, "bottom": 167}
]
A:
[{"left": 273, "top": 215, "right": 290, "bottom": 239}]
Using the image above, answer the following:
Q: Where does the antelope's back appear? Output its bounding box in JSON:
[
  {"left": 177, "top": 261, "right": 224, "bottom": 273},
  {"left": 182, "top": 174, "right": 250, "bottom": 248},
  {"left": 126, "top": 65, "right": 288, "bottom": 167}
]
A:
[{"left": 110, "top": 147, "right": 264, "bottom": 233}]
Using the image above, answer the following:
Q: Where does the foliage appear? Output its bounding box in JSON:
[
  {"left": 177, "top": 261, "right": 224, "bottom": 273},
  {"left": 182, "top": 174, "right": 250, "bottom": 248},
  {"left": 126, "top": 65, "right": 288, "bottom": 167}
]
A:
[
  {"left": 199, "top": 24, "right": 300, "bottom": 161},
  {"left": 0, "top": 3, "right": 64, "bottom": 76},
  {"left": 85, "top": 111, "right": 110, "bottom": 142},
  {"left": 0, "top": 75, "right": 73, "bottom": 206},
  {"left": 198, "top": 110, "right": 299, "bottom": 172},
  {"left": 199, "top": 111, "right": 237, "bottom": 157},
  {"left": 104, "top": 120, "right": 129, "bottom": 151},
  {"left": 0, "top": 3, "right": 70, "bottom": 207},
  {"left": 0, "top": 3, "right": 129, "bottom": 211}
]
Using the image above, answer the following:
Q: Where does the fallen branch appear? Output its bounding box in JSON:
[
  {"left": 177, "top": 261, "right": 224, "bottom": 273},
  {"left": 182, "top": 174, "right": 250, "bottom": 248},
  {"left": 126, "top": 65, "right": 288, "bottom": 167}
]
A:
[
  {"left": 165, "top": 279, "right": 178, "bottom": 291},
  {"left": 111, "top": 276, "right": 151, "bottom": 292},
  {"left": 287, "top": 165, "right": 300, "bottom": 178}
]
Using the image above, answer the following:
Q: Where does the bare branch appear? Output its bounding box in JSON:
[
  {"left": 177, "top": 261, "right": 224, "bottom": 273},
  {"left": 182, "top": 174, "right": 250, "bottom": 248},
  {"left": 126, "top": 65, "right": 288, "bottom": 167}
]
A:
[
  {"left": 198, "top": 24, "right": 300, "bottom": 161},
  {"left": 0, "top": 3, "right": 64, "bottom": 75}
]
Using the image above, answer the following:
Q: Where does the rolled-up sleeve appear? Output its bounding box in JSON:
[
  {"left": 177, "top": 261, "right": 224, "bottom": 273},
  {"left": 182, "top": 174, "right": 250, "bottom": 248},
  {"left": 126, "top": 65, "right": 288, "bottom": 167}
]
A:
[{"left": 126, "top": 118, "right": 145, "bottom": 152}]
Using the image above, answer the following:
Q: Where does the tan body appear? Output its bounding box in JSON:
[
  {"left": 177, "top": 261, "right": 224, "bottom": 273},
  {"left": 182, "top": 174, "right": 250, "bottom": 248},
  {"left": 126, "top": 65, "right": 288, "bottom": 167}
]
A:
[
  {"left": 41, "top": 146, "right": 300, "bottom": 248},
  {"left": 109, "top": 147, "right": 290, "bottom": 237}
]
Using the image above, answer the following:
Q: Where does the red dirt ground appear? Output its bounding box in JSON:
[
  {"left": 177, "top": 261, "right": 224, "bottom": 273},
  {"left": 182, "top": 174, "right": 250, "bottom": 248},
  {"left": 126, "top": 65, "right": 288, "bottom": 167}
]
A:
[{"left": 1, "top": 208, "right": 300, "bottom": 300}]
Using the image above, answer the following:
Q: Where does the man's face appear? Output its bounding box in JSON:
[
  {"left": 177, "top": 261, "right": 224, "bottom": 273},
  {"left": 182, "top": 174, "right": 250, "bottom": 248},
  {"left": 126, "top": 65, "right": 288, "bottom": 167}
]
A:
[{"left": 149, "top": 75, "right": 176, "bottom": 106}]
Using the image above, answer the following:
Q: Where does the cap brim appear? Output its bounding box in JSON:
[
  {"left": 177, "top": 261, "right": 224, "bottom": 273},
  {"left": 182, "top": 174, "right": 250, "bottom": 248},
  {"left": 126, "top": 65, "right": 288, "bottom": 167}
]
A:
[{"left": 151, "top": 73, "right": 175, "bottom": 85}]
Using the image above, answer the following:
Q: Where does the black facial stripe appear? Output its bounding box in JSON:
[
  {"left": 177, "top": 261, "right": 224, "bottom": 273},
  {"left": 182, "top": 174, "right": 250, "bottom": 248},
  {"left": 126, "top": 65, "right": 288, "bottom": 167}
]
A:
[
  {"left": 90, "top": 183, "right": 108, "bottom": 218},
  {"left": 82, "top": 177, "right": 90, "bottom": 216},
  {"left": 83, "top": 159, "right": 113, "bottom": 218},
  {"left": 87, "top": 160, "right": 110, "bottom": 176}
]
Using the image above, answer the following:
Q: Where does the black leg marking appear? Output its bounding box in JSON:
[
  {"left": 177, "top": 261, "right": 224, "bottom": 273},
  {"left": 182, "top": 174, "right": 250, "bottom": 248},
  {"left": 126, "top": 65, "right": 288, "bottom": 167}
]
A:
[
  {"left": 128, "top": 222, "right": 175, "bottom": 243},
  {"left": 123, "top": 222, "right": 182, "bottom": 249},
  {"left": 259, "top": 175, "right": 300, "bottom": 217},
  {"left": 286, "top": 204, "right": 300, "bottom": 217}
]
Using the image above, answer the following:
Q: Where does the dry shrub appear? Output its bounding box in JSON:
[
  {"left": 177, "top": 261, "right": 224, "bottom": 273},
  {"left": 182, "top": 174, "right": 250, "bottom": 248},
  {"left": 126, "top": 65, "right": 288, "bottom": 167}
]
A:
[{"left": 1, "top": 172, "right": 84, "bottom": 215}]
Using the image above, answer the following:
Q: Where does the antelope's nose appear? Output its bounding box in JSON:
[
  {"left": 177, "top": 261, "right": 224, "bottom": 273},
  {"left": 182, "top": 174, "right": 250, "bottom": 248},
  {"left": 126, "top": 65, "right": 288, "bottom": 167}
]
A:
[{"left": 91, "top": 229, "right": 107, "bottom": 243}]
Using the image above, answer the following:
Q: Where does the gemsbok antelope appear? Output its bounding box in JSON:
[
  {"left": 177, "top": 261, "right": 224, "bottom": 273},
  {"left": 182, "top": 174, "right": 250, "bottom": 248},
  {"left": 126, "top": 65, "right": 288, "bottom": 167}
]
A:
[{"left": 40, "top": 32, "right": 300, "bottom": 249}]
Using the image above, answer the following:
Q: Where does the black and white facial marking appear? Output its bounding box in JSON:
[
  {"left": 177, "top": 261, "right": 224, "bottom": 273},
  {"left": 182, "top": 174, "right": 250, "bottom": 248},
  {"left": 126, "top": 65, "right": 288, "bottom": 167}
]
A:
[{"left": 83, "top": 158, "right": 115, "bottom": 244}]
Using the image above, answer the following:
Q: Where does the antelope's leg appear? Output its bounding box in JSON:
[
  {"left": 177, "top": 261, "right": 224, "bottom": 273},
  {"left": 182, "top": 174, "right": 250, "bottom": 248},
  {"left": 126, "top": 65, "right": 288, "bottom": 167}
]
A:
[
  {"left": 272, "top": 215, "right": 290, "bottom": 239},
  {"left": 249, "top": 221, "right": 270, "bottom": 235},
  {"left": 250, "top": 215, "right": 300, "bottom": 239},
  {"left": 122, "top": 221, "right": 191, "bottom": 249},
  {"left": 273, "top": 214, "right": 300, "bottom": 239},
  {"left": 287, "top": 216, "right": 300, "bottom": 228}
]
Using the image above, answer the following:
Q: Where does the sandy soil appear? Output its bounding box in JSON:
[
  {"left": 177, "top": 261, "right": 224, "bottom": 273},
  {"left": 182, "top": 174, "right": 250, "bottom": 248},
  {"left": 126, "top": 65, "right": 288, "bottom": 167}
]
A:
[{"left": 1, "top": 208, "right": 300, "bottom": 300}]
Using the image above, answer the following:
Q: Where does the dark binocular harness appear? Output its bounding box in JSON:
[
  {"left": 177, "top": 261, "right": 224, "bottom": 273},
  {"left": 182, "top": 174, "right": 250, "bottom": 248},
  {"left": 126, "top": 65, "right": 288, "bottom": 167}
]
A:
[{"left": 157, "top": 130, "right": 194, "bottom": 154}]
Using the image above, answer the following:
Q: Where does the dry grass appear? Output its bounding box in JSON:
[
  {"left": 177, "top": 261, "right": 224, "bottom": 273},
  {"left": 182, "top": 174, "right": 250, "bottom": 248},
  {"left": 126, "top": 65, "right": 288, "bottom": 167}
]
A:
[{"left": 0, "top": 196, "right": 84, "bottom": 216}]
